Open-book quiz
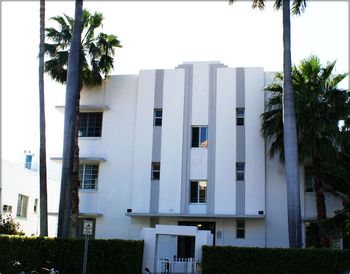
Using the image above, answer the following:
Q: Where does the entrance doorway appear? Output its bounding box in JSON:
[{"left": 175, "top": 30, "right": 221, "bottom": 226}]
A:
[
  {"left": 177, "top": 236, "right": 195, "bottom": 258},
  {"left": 178, "top": 221, "right": 216, "bottom": 245}
]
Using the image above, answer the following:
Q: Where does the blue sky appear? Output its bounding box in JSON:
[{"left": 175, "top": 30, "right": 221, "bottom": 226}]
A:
[{"left": 1, "top": 1, "right": 349, "bottom": 163}]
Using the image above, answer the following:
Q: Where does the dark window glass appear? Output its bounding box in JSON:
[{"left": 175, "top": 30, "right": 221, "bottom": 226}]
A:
[
  {"left": 236, "top": 220, "right": 245, "bottom": 238},
  {"left": 79, "top": 112, "right": 103, "bottom": 137},
  {"left": 190, "top": 181, "right": 198, "bottom": 203},
  {"left": 305, "top": 165, "right": 314, "bottom": 192},
  {"left": 192, "top": 127, "right": 199, "bottom": 147},
  {"left": 152, "top": 162, "right": 160, "bottom": 180},
  {"left": 236, "top": 108, "right": 245, "bottom": 126},
  {"left": 236, "top": 162, "right": 245, "bottom": 181},
  {"left": 154, "top": 109, "right": 163, "bottom": 126}
]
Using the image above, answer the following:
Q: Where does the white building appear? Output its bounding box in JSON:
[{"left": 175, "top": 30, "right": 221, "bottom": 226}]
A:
[
  {"left": 0, "top": 159, "right": 60, "bottom": 236},
  {"left": 1, "top": 62, "right": 342, "bottom": 268}
]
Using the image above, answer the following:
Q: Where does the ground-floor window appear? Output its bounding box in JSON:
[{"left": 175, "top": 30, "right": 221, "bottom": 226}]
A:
[{"left": 236, "top": 220, "right": 245, "bottom": 239}]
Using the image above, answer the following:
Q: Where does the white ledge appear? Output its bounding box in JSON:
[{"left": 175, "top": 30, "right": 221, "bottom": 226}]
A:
[
  {"left": 50, "top": 156, "right": 106, "bottom": 162},
  {"left": 125, "top": 212, "right": 265, "bottom": 219},
  {"left": 55, "top": 105, "right": 109, "bottom": 111},
  {"left": 48, "top": 212, "right": 103, "bottom": 218}
]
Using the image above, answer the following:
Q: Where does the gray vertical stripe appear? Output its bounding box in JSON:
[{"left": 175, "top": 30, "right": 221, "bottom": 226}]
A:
[
  {"left": 236, "top": 68, "right": 245, "bottom": 108},
  {"left": 150, "top": 180, "right": 160, "bottom": 213},
  {"left": 207, "top": 63, "right": 226, "bottom": 214},
  {"left": 150, "top": 69, "right": 164, "bottom": 213},
  {"left": 177, "top": 64, "right": 193, "bottom": 214},
  {"left": 236, "top": 181, "right": 245, "bottom": 215},
  {"left": 236, "top": 127, "right": 245, "bottom": 162},
  {"left": 154, "top": 70, "right": 164, "bottom": 108},
  {"left": 235, "top": 68, "right": 246, "bottom": 215}
]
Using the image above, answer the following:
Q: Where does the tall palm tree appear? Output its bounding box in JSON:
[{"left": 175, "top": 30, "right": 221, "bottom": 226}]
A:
[
  {"left": 262, "top": 55, "right": 349, "bottom": 246},
  {"left": 45, "top": 7, "right": 121, "bottom": 237},
  {"left": 229, "top": 0, "right": 306, "bottom": 247},
  {"left": 39, "top": 0, "right": 48, "bottom": 237}
]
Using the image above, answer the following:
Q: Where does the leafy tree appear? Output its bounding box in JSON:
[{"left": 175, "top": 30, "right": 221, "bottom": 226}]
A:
[
  {"left": 230, "top": 0, "right": 307, "bottom": 248},
  {"left": 39, "top": 0, "right": 48, "bottom": 237},
  {"left": 262, "top": 55, "right": 349, "bottom": 246},
  {"left": 45, "top": 6, "right": 121, "bottom": 237}
]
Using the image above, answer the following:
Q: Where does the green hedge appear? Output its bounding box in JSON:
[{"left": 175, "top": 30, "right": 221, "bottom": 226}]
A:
[
  {"left": 202, "top": 246, "right": 350, "bottom": 274},
  {"left": 0, "top": 235, "right": 143, "bottom": 274}
]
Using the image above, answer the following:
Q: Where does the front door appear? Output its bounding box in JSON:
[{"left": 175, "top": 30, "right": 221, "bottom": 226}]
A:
[{"left": 177, "top": 236, "right": 195, "bottom": 258}]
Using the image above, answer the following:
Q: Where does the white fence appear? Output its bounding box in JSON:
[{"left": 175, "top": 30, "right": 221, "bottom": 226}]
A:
[{"left": 156, "top": 257, "right": 199, "bottom": 273}]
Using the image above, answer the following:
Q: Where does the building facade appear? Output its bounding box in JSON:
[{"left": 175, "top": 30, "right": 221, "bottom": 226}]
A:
[{"left": 4, "top": 62, "right": 341, "bottom": 250}]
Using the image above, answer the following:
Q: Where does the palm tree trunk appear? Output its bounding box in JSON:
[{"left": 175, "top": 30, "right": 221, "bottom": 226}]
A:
[
  {"left": 312, "top": 154, "right": 330, "bottom": 247},
  {"left": 39, "top": 0, "right": 48, "bottom": 237},
  {"left": 282, "top": 0, "right": 302, "bottom": 248},
  {"left": 57, "top": 0, "right": 83, "bottom": 238},
  {"left": 70, "top": 86, "right": 81, "bottom": 238}
]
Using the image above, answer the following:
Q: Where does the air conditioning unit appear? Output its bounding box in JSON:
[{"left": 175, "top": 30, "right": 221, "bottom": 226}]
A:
[{"left": 2, "top": 205, "right": 12, "bottom": 213}]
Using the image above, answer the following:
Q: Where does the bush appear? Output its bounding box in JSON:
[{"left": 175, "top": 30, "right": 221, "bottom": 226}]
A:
[
  {"left": 202, "top": 246, "right": 350, "bottom": 274},
  {"left": 0, "top": 215, "right": 24, "bottom": 235},
  {"left": 0, "top": 235, "right": 143, "bottom": 274}
]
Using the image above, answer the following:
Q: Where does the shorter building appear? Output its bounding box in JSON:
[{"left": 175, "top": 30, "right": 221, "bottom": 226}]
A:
[{"left": 0, "top": 159, "right": 60, "bottom": 236}]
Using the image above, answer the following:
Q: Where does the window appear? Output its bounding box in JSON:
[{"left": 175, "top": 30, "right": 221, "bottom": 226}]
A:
[
  {"left": 190, "top": 181, "right": 207, "bottom": 203},
  {"left": 79, "top": 112, "right": 103, "bottom": 137},
  {"left": 192, "top": 126, "right": 208, "bottom": 148},
  {"left": 79, "top": 164, "right": 99, "bottom": 190},
  {"left": 236, "top": 108, "right": 245, "bottom": 126},
  {"left": 236, "top": 162, "right": 245, "bottom": 181},
  {"left": 24, "top": 154, "right": 32, "bottom": 169},
  {"left": 17, "top": 194, "right": 29, "bottom": 218},
  {"left": 236, "top": 220, "right": 245, "bottom": 238},
  {"left": 33, "top": 198, "right": 38, "bottom": 213},
  {"left": 2, "top": 205, "right": 12, "bottom": 213},
  {"left": 151, "top": 162, "right": 160, "bottom": 180},
  {"left": 305, "top": 165, "right": 314, "bottom": 192},
  {"left": 154, "top": 109, "right": 163, "bottom": 126}
]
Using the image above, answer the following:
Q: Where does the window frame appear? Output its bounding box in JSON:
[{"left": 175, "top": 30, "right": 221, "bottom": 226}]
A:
[
  {"left": 151, "top": 162, "right": 161, "bottom": 180},
  {"left": 190, "top": 180, "right": 207, "bottom": 204},
  {"left": 79, "top": 164, "right": 99, "bottom": 190},
  {"left": 16, "top": 194, "right": 29, "bottom": 218},
  {"left": 191, "top": 126, "right": 208, "bottom": 148},
  {"left": 154, "top": 109, "right": 163, "bottom": 126},
  {"left": 236, "top": 219, "right": 245, "bottom": 239},
  {"left": 236, "top": 162, "right": 245, "bottom": 181},
  {"left": 236, "top": 108, "right": 245, "bottom": 126},
  {"left": 78, "top": 112, "right": 103, "bottom": 137}
]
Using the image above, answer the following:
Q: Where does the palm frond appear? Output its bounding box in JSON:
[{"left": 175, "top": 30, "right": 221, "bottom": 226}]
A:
[
  {"left": 252, "top": 0, "right": 265, "bottom": 10},
  {"left": 292, "top": 0, "right": 307, "bottom": 15}
]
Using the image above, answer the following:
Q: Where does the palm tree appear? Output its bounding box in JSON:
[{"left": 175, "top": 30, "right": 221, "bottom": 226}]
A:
[
  {"left": 45, "top": 7, "right": 121, "bottom": 237},
  {"left": 229, "top": 0, "right": 306, "bottom": 248},
  {"left": 262, "top": 55, "right": 349, "bottom": 246},
  {"left": 39, "top": 0, "right": 48, "bottom": 237}
]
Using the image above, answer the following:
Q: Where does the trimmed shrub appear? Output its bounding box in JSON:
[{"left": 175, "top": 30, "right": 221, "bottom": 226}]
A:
[
  {"left": 0, "top": 235, "right": 143, "bottom": 274},
  {"left": 202, "top": 246, "right": 350, "bottom": 274}
]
